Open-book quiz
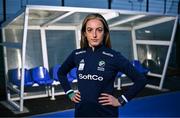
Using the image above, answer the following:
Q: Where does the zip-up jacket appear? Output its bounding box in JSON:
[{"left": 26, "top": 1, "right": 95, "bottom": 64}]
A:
[{"left": 58, "top": 45, "right": 147, "bottom": 117}]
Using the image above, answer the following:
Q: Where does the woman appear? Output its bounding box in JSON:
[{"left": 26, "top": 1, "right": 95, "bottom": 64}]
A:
[{"left": 58, "top": 13, "right": 147, "bottom": 117}]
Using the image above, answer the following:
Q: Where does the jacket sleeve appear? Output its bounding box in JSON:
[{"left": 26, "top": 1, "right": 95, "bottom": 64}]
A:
[
  {"left": 57, "top": 50, "right": 76, "bottom": 94},
  {"left": 116, "top": 52, "right": 147, "bottom": 102}
]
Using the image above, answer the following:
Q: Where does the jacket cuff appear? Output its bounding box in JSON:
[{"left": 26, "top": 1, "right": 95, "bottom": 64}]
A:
[{"left": 118, "top": 95, "right": 128, "bottom": 106}]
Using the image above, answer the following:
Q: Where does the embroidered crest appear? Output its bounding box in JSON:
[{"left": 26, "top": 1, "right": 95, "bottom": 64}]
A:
[{"left": 97, "top": 60, "right": 105, "bottom": 71}]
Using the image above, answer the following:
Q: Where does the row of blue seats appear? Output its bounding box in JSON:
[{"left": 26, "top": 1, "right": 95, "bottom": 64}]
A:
[
  {"left": 8, "top": 60, "right": 148, "bottom": 86},
  {"left": 8, "top": 65, "right": 77, "bottom": 86}
]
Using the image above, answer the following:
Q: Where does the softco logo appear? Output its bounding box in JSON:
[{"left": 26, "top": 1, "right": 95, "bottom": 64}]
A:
[{"left": 79, "top": 74, "right": 103, "bottom": 81}]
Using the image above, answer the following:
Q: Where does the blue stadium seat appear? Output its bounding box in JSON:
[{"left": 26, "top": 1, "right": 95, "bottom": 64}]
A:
[
  {"left": 8, "top": 68, "right": 33, "bottom": 86},
  {"left": 31, "top": 66, "right": 53, "bottom": 85},
  {"left": 68, "top": 68, "right": 77, "bottom": 82},
  {"left": 51, "top": 64, "right": 61, "bottom": 81},
  {"left": 51, "top": 64, "right": 77, "bottom": 84},
  {"left": 116, "top": 71, "right": 125, "bottom": 78},
  {"left": 50, "top": 64, "right": 61, "bottom": 85},
  {"left": 131, "top": 60, "right": 149, "bottom": 74}
]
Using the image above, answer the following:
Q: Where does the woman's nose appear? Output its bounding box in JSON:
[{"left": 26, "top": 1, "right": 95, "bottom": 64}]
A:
[{"left": 93, "top": 30, "right": 97, "bottom": 38}]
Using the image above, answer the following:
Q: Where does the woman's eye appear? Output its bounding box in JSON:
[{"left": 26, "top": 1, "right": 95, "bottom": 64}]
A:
[
  {"left": 86, "top": 28, "right": 92, "bottom": 32},
  {"left": 97, "top": 28, "right": 103, "bottom": 32}
]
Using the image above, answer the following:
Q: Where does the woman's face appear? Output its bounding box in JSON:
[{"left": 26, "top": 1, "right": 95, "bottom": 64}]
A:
[{"left": 85, "top": 19, "right": 104, "bottom": 48}]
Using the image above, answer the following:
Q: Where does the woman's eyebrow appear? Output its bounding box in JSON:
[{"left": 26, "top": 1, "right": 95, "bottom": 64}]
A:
[{"left": 86, "top": 26, "right": 103, "bottom": 29}]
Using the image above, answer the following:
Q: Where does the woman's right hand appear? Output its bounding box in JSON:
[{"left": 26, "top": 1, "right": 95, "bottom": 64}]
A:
[{"left": 70, "top": 91, "right": 81, "bottom": 103}]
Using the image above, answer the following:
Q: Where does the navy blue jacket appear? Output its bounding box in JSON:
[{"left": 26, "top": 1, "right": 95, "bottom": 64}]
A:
[{"left": 58, "top": 45, "right": 147, "bottom": 117}]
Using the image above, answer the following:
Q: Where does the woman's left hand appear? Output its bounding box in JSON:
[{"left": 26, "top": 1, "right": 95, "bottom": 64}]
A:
[{"left": 98, "top": 93, "right": 120, "bottom": 107}]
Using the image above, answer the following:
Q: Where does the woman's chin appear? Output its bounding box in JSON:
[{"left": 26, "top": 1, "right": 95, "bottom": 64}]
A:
[{"left": 90, "top": 43, "right": 101, "bottom": 47}]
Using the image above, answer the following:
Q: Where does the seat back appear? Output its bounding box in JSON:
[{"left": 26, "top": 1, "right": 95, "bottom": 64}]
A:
[
  {"left": 8, "top": 68, "right": 33, "bottom": 86},
  {"left": 131, "top": 60, "right": 149, "bottom": 74},
  {"left": 67, "top": 68, "right": 77, "bottom": 82},
  {"left": 51, "top": 64, "right": 61, "bottom": 81},
  {"left": 115, "top": 71, "right": 124, "bottom": 78},
  {"left": 51, "top": 64, "right": 77, "bottom": 83},
  {"left": 31, "top": 66, "right": 52, "bottom": 85},
  {"left": 69, "top": 68, "right": 77, "bottom": 79}
]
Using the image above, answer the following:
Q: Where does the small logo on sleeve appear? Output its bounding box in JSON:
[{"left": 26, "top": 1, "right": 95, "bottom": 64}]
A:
[{"left": 78, "top": 59, "right": 85, "bottom": 71}]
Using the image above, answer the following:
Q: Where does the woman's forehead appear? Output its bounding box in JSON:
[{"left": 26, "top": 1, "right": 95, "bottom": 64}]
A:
[{"left": 86, "top": 19, "right": 104, "bottom": 27}]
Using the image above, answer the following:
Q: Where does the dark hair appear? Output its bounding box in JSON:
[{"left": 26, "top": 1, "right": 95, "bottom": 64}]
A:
[{"left": 80, "top": 13, "right": 111, "bottom": 49}]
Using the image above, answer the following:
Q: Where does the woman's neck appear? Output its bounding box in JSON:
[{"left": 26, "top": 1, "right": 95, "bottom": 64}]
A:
[{"left": 88, "top": 44, "right": 95, "bottom": 51}]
